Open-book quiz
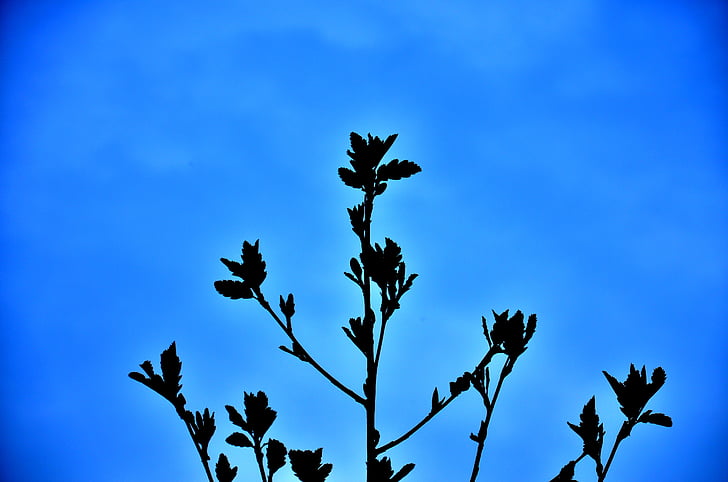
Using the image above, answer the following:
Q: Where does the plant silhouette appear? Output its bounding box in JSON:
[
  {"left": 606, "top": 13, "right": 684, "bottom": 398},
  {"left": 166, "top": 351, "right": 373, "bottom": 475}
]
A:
[{"left": 130, "top": 132, "right": 671, "bottom": 481}]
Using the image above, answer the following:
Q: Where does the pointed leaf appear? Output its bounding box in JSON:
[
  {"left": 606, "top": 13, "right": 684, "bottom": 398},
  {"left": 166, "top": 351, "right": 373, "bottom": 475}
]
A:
[
  {"left": 215, "top": 453, "right": 238, "bottom": 482},
  {"left": 225, "top": 405, "right": 247, "bottom": 430},
  {"left": 431, "top": 387, "right": 440, "bottom": 413},
  {"left": 391, "top": 463, "right": 415, "bottom": 482}
]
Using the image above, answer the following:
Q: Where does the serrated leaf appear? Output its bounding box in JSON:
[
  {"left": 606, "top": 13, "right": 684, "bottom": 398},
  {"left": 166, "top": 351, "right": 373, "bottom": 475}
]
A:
[
  {"left": 240, "top": 240, "right": 267, "bottom": 288},
  {"left": 377, "top": 159, "right": 422, "bottom": 182},
  {"left": 266, "top": 438, "right": 287, "bottom": 476},
  {"left": 338, "top": 167, "right": 363, "bottom": 189},
  {"left": 215, "top": 453, "right": 238, "bottom": 482},
  {"left": 226, "top": 432, "right": 254, "bottom": 448},
  {"left": 567, "top": 396, "right": 604, "bottom": 464},
  {"left": 243, "top": 391, "right": 277, "bottom": 439},
  {"left": 214, "top": 280, "right": 254, "bottom": 299},
  {"left": 639, "top": 411, "right": 672, "bottom": 427},
  {"left": 220, "top": 257, "right": 244, "bottom": 278},
  {"left": 289, "top": 448, "right": 332, "bottom": 482},
  {"left": 160, "top": 342, "right": 183, "bottom": 400},
  {"left": 347, "top": 204, "right": 365, "bottom": 237}
]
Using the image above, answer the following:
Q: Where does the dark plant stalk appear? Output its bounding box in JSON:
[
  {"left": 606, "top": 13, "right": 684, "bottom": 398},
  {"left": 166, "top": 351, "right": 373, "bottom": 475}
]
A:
[
  {"left": 375, "top": 392, "right": 459, "bottom": 455},
  {"left": 362, "top": 190, "right": 378, "bottom": 482},
  {"left": 470, "top": 357, "right": 512, "bottom": 482},
  {"left": 256, "top": 296, "right": 365, "bottom": 405},
  {"left": 183, "top": 418, "right": 215, "bottom": 482},
  {"left": 377, "top": 347, "right": 501, "bottom": 455},
  {"left": 599, "top": 421, "right": 633, "bottom": 481},
  {"left": 253, "top": 439, "right": 267, "bottom": 482}
]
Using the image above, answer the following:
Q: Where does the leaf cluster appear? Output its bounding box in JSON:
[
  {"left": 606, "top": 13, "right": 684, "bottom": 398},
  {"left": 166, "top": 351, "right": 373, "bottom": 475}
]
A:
[
  {"left": 215, "top": 240, "right": 267, "bottom": 300},
  {"left": 553, "top": 365, "right": 671, "bottom": 481},
  {"left": 130, "top": 131, "right": 671, "bottom": 482},
  {"left": 129, "top": 342, "right": 233, "bottom": 482}
]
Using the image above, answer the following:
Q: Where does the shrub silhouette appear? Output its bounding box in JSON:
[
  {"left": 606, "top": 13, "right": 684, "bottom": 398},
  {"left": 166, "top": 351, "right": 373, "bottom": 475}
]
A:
[{"left": 130, "top": 132, "right": 671, "bottom": 481}]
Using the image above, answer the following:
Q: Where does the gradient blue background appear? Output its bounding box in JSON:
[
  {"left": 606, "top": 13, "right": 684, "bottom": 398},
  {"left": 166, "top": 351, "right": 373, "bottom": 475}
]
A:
[{"left": 1, "top": 2, "right": 726, "bottom": 481}]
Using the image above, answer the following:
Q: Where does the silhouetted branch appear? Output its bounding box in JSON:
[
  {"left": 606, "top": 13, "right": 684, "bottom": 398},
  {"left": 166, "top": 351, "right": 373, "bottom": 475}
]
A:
[
  {"left": 131, "top": 131, "right": 671, "bottom": 481},
  {"left": 256, "top": 295, "right": 366, "bottom": 406}
]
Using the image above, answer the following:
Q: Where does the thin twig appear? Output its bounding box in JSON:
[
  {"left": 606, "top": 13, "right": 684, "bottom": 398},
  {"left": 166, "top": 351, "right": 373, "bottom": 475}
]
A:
[
  {"left": 470, "top": 358, "right": 512, "bottom": 482},
  {"left": 257, "top": 297, "right": 365, "bottom": 405}
]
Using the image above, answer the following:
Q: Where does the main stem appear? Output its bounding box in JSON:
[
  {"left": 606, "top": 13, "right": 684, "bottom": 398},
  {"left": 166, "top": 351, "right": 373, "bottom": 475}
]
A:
[{"left": 363, "top": 190, "right": 378, "bottom": 482}]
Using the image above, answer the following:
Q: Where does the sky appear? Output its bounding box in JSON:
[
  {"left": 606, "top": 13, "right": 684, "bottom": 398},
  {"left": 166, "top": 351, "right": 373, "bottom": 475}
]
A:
[{"left": 1, "top": 1, "right": 726, "bottom": 481}]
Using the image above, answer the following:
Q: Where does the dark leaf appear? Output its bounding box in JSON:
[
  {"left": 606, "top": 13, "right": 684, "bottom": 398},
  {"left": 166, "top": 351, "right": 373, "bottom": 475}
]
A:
[
  {"left": 377, "top": 158, "right": 422, "bottom": 182},
  {"left": 289, "top": 448, "right": 332, "bottom": 482},
  {"left": 220, "top": 257, "right": 244, "bottom": 278},
  {"left": 638, "top": 411, "right": 673, "bottom": 427},
  {"left": 225, "top": 432, "right": 254, "bottom": 448},
  {"left": 650, "top": 367, "right": 667, "bottom": 395},
  {"left": 349, "top": 257, "right": 362, "bottom": 279},
  {"left": 266, "top": 438, "right": 287, "bottom": 476},
  {"left": 525, "top": 313, "right": 537, "bottom": 345},
  {"left": 139, "top": 360, "right": 155, "bottom": 378},
  {"left": 347, "top": 204, "right": 365, "bottom": 237},
  {"left": 604, "top": 365, "right": 668, "bottom": 420},
  {"left": 244, "top": 391, "right": 277, "bottom": 439},
  {"left": 482, "top": 316, "right": 492, "bottom": 347},
  {"left": 402, "top": 273, "right": 417, "bottom": 293},
  {"left": 279, "top": 344, "right": 308, "bottom": 362},
  {"left": 431, "top": 387, "right": 441, "bottom": 413},
  {"left": 567, "top": 396, "right": 604, "bottom": 464},
  {"left": 370, "top": 457, "right": 394, "bottom": 480},
  {"left": 338, "top": 167, "right": 363, "bottom": 189},
  {"left": 344, "top": 272, "right": 360, "bottom": 286},
  {"left": 343, "top": 316, "right": 372, "bottom": 356},
  {"left": 489, "top": 309, "right": 509, "bottom": 346},
  {"left": 550, "top": 460, "right": 577, "bottom": 482},
  {"left": 215, "top": 453, "right": 238, "bottom": 482},
  {"left": 225, "top": 405, "right": 247, "bottom": 430},
  {"left": 193, "top": 408, "right": 216, "bottom": 454},
  {"left": 280, "top": 293, "right": 295, "bottom": 319},
  {"left": 160, "top": 342, "right": 183, "bottom": 403},
  {"left": 449, "top": 372, "right": 471, "bottom": 397},
  {"left": 362, "top": 238, "right": 403, "bottom": 291},
  {"left": 240, "top": 240, "right": 267, "bottom": 288},
  {"left": 348, "top": 132, "right": 367, "bottom": 160},
  {"left": 391, "top": 463, "right": 415, "bottom": 482},
  {"left": 214, "top": 280, "right": 254, "bottom": 299}
]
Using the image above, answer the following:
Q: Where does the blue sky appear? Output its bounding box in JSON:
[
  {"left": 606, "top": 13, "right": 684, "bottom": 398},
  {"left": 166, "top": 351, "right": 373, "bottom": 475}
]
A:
[{"left": 1, "top": 1, "right": 726, "bottom": 481}]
